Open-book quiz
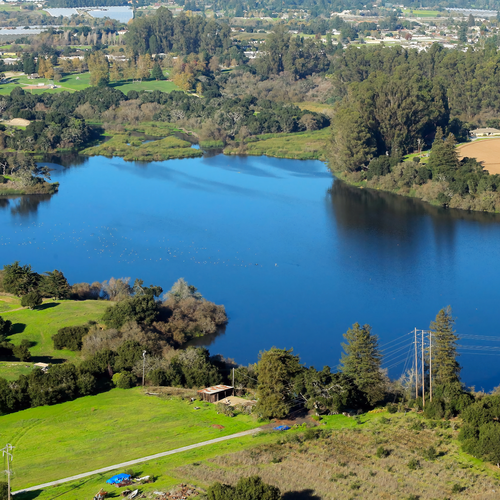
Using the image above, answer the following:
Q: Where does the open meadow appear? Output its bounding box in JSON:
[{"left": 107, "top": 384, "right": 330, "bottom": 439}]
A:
[
  {"left": 10, "top": 407, "right": 500, "bottom": 500},
  {"left": 458, "top": 138, "right": 500, "bottom": 175},
  {"left": 225, "top": 128, "right": 330, "bottom": 161},
  {"left": 0, "top": 387, "right": 262, "bottom": 490},
  {"left": 0, "top": 299, "right": 109, "bottom": 379}
]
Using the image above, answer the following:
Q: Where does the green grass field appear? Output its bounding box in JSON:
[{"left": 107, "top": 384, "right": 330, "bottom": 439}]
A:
[
  {"left": 0, "top": 299, "right": 109, "bottom": 380},
  {"left": 0, "top": 72, "right": 180, "bottom": 96},
  {"left": 1, "top": 387, "right": 262, "bottom": 490},
  {"left": 225, "top": 127, "right": 330, "bottom": 161},
  {"left": 82, "top": 134, "right": 202, "bottom": 161},
  {"left": 403, "top": 9, "right": 442, "bottom": 17}
]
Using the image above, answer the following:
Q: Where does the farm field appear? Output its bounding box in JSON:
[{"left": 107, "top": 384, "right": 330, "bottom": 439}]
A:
[
  {"left": 458, "top": 138, "right": 500, "bottom": 175},
  {"left": 0, "top": 299, "right": 109, "bottom": 380},
  {"left": 295, "top": 101, "right": 335, "bottom": 116},
  {"left": 1, "top": 387, "right": 262, "bottom": 490}
]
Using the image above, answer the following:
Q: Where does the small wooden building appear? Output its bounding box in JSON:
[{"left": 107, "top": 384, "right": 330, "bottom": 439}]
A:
[{"left": 198, "top": 385, "right": 234, "bottom": 403}]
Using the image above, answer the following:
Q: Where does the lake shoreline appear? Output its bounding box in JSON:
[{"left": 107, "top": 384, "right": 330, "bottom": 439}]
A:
[{"left": 333, "top": 169, "right": 500, "bottom": 214}]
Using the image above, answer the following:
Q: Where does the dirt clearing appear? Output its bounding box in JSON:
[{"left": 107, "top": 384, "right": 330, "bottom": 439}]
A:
[
  {"left": 6, "top": 118, "right": 30, "bottom": 126},
  {"left": 458, "top": 138, "right": 500, "bottom": 174}
]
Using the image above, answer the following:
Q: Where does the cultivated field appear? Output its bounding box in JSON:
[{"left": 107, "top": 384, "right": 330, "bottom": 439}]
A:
[{"left": 458, "top": 138, "right": 500, "bottom": 175}]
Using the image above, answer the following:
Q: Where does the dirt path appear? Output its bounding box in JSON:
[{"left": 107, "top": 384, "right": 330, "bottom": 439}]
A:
[{"left": 12, "top": 427, "right": 262, "bottom": 495}]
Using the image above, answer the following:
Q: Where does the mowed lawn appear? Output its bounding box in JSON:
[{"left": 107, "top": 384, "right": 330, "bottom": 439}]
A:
[
  {"left": 0, "top": 72, "right": 180, "bottom": 95},
  {"left": 1, "top": 388, "right": 262, "bottom": 489}
]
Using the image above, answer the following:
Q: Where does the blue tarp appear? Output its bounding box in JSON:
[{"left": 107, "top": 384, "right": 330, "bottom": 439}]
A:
[
  {"left": 106, "top": 473, "right": 131, "bottom": 484},
  {"left": 273, "top": 425, "right": 291, "bottom": 431}
]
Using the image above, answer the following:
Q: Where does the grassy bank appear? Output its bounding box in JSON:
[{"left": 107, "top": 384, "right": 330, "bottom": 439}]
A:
[
  {"left": 224, "top": 128, "right": 330, "bottom": 161},
  {"left": 81, "top": 134, "right": 203, "bottom": 161},
  {"left": 1, "top": 387, "right": 262, "bottom": 490},
  {"left": 0, "top": 180, "right": 59, "bottom": 196}
]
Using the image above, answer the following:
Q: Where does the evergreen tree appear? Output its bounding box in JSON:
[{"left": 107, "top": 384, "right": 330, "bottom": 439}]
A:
[
  {"left": 2, "top": 261, "right": 40, "bottom": 297},
  {"left": 256, "top": 347, "right": 302, "bottom": 419},
  {"left": 428, "top": 130, "right": 459, "bottom": 180},
  {"left": 430, "top": 307, "right": 461, "bottom": 386},
  {"left": 41, "top": 270, "right": 71, "bottom": 300},
  {"left": 0, "top": 315, "right": 12, "bottom": 342},
  {"left": 21, "top": 291, "right": 43, "bottom": 310},
  {"left": 151, "top": 61, "right": 164, "bottom": 81},
  {"left": 339, "top": 323, "right": 384, "bottom": 405}
]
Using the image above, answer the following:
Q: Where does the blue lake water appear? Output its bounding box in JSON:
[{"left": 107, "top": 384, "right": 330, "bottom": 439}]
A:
[{"left": 1, "top": 154, "right": 500, "bottom": 389}]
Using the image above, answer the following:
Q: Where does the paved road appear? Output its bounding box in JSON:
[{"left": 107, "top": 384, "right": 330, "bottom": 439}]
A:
[{"left": 13, "top": 428, "right": 262, "bottom": 495}]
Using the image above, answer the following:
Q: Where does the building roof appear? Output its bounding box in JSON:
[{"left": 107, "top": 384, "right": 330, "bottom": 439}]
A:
[
  {"left": 197, "top": 385, "right": 233, "bottom": 395},
  {"left": 471, "top": 128, "right": 500, "bottom": 134}
]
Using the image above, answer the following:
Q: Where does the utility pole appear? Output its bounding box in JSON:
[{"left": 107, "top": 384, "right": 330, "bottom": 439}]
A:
[
  {"left": 142, "top": 350, "right": 146, "bottom": 387},
  {"left": 414, "top": 327, "right": 418, "bottom": 399},
  {"left": 422, "top": 328, "right": 425, "bottom": 407},
  {"left": 429, "top": 330, "right": 432, "bottom": 402},
  {"left": 2, "top": 444, "right": 13, "bottom": 500}
]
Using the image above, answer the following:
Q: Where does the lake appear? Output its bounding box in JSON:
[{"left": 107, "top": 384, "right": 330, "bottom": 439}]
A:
[{"left": 1, "top": 153, "right": 500, "bottom": 389}]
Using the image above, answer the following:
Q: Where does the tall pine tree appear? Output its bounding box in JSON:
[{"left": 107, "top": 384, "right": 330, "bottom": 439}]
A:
[
  {"left": 256, "top": 348, "right": 302, "bottom": 419},
  {"left": 430, "top": 306, "right": 461, "bottom": 386},
  {"left": 339, "top": 323, "right": 384, "bottom": 405}
]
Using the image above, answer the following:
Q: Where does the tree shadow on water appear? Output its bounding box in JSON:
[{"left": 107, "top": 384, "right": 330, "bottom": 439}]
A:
[{"left": 283, "top": 490, "right": 322, "bottom": 500}]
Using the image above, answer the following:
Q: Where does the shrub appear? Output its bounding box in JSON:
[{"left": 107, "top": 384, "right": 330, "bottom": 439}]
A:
[
  {"left": 451, "top": 484, "right": 464, "bottom": 493},
  {"left": 21, "top": 291, "right": 42, "bottom": 310},
  {"left": 112, "top": 371, "right": 137, "bottom": 389},
  {"left": 422, "top": 446, "right": 437, "bottom": 461},
  {"left": 0, "top": 175, "right": 6, "bottom": 184},
  {"left": 376, "top": 446, "right": 390, "bottom": 458},
  {"left": 410, "top": 421, "right": 425, "bottom": 431},
  {"left": 0, "top": 481, "right": 7, "bottom": 500},
  {"left": 386, "top": 403, "right": 398, "bottom": 414},
  {"left": 407, "top": 458, "right": 421, "bottom": 470},
  {"left": 207, "top": 475, "right": 281, "bottom": 500},
  {"left": 52, "top": 324, "right": 90, "bottom": 351},
  {"left": 13, "top": 339, "right": 31, "bottom": 361},
  {"left": 350, "top": 481, "right": 362, "bottom": 490}
]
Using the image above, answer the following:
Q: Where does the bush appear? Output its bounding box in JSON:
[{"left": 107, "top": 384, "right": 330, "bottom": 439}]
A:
[
  {"left": 112, "top": 371, "right": 137, "bottom": 389},
  {"left": 376, "top": 446, "right": 390, "bottom": 458},
  {"left": 407, "top": 458, "right": 420, "bottom": 470},
  {"left": 0, "top": 175, "right": 6, "bottom": 184},
  {"left": 386, "top": 403, "right": 397, "bottom": 414},
  {"left": 0, "top": 481, "right": 7, "bottom": 500},
  {"left": 13, "top": 339, "right": 31, "bottom": 361},
  {"left": 207, "top": 475, "right": 281, "bottom": 500},
  {"left": 422, "top": 446, "right": 437, "bottom": 461},
  {"left": 52, "top": 324, "right": 90, "bottom": 351},
  {"left": 451, "top": 484, "right": 464, "bottom": 493},
  {"left": 21, "top": 291, "right": 42, "bottom": 310}
]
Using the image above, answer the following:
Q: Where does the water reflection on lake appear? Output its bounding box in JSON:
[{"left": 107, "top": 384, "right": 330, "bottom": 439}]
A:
[{"left": 1, "top": 154, "right": 500, "bottom": 389}]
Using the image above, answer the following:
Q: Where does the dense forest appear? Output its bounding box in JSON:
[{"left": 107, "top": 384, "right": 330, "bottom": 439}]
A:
[{"left": 126, "top": 8, "right": 232, "bottom": 56}]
